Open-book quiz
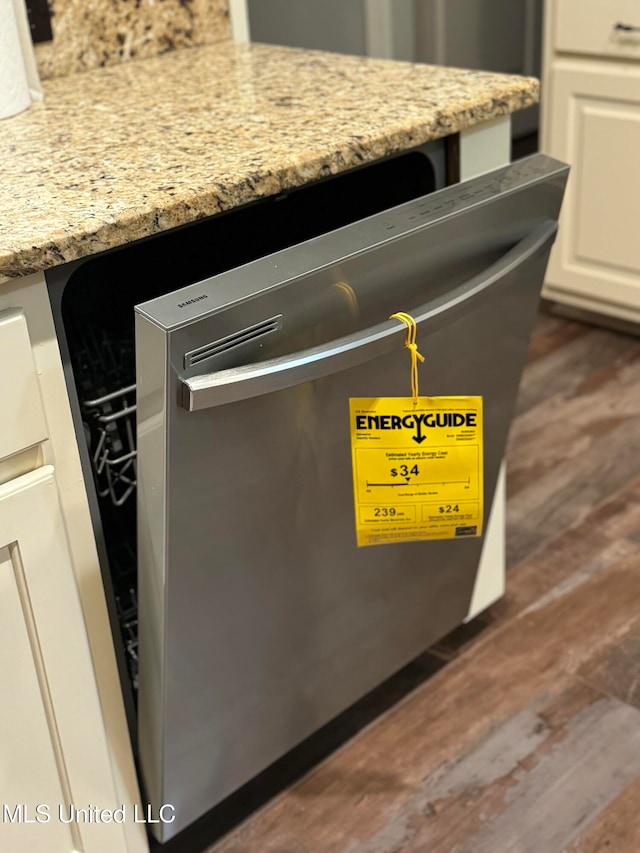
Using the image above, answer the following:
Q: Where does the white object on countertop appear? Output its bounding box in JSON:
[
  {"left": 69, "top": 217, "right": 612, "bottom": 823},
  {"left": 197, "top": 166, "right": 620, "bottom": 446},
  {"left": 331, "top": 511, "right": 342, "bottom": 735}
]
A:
[{"left": 0, "top": 0, "right": 43, "bottom": 120}]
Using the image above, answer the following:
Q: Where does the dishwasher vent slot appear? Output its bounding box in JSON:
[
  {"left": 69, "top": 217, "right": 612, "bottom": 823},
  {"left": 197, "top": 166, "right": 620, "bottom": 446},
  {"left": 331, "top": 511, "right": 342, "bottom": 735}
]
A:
[{"left": 184, "top": 314, "right": 283, "bottom": 368}]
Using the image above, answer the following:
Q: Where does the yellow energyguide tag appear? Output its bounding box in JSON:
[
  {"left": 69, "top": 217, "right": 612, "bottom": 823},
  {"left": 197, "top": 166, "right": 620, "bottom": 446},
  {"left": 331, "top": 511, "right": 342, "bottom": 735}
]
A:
[{"left": 349, "top": 396, "right": 483, "bottom": 547}]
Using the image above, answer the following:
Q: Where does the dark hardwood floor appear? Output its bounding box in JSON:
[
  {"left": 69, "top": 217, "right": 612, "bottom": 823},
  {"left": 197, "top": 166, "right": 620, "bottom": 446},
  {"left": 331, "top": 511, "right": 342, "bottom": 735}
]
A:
[{"left": 205, "top": 304, "right": 640, "bottom": 853}]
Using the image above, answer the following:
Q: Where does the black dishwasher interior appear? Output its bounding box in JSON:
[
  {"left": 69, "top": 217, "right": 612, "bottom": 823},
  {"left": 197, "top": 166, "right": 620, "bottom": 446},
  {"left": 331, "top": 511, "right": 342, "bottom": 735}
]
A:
[{"left": 46, "top": 145, "right": 442, "bottom": 736}]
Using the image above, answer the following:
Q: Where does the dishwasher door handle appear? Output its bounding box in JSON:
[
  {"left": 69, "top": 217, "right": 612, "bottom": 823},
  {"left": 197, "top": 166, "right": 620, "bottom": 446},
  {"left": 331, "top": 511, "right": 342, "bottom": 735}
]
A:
[{"left": 179, "top": 220, "right": 557, "bottom": 412}]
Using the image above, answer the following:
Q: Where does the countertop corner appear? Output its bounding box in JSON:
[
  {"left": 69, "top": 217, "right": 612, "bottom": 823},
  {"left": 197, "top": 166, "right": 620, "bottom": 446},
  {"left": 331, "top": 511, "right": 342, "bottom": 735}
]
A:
[{"left": 0, "top": 41, "right": 539, "bottom": 285}]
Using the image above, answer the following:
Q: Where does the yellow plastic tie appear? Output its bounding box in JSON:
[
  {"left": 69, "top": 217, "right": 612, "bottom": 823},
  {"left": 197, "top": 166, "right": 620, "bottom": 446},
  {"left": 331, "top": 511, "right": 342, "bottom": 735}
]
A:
[{"left": 390, "top": 311, "right": 425, "bottom": 404}]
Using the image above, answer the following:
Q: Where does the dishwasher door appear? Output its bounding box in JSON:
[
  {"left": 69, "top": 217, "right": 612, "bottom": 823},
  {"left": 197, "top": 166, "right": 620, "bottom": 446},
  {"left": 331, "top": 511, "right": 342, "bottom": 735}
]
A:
[{"left": 134, "top": 153, "right": 568, "bottom": 841}]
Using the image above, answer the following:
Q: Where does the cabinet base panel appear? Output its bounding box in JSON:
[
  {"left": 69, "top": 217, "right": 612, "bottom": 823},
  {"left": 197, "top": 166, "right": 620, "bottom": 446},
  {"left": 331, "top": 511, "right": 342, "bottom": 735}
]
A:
[{"left": 543, "top": 288, "right": 640, "bottom": 333}]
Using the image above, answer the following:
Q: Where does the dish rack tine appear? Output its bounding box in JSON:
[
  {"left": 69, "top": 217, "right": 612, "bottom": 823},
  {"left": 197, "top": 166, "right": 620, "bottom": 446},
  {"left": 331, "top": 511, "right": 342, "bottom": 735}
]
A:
[{"left": 83, "top": 381, "right": 138, "bottom": 508}]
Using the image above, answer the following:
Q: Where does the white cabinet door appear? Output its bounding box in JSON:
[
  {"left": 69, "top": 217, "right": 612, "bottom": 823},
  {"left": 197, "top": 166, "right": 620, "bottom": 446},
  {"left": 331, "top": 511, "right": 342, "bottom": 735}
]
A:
[
  {"left": 543, "top": 60, "right": 640, "bottom": 321},
  {"left": 0, "top": 467, "right": 129, "bottom": 853}
]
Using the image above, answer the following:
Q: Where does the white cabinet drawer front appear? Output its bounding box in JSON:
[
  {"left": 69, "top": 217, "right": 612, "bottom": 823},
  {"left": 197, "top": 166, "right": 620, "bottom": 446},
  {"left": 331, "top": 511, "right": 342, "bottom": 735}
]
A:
[
  {"left": 556, "top": 0, "right": 640, "bottom": 60},
  {"left": 0, "top": 308, "right": 47, "bottom": 462},
  {"left": 544, "top": 62, "right": 640, "bottom": 314}
]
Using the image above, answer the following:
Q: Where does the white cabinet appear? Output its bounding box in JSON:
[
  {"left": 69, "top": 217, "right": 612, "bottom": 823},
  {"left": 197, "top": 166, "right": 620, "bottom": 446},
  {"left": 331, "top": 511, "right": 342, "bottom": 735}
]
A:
[
  {"left": 460, "top": 116, "right": 509, "bottom": 620},
  {"left": 554, "top": 0, "right": 640, "bottom": 61},
  {"left": 0, "top": 309, "right": 47, "bottom": 463},
  {"left": 541, "top": 0, "right": 640, "bottom": 321},
  {"left": 0, "top": 467, "right": 128, "bottom": 853},
  {"left": 0, "top": 296, "right": 146, "bottom": 853}
]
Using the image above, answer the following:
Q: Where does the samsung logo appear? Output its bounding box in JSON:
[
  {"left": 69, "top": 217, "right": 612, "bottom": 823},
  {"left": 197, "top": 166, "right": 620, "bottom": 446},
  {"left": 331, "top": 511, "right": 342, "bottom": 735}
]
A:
[{"left": 177, "top": 294, "right": 208, "bottom": 308}]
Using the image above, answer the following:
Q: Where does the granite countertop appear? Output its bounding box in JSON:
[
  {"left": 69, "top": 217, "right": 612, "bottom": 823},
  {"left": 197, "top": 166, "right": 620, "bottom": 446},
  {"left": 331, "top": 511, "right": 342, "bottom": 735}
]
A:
[{"left": 0, "top": 41, "right": 538, "bottom": 285}]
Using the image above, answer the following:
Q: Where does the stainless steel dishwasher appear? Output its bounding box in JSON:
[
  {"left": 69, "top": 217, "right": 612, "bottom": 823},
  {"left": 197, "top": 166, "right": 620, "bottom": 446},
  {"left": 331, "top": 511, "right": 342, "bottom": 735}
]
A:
[{"left": 48, "top": 149, "right": 568, "bottom": 843}]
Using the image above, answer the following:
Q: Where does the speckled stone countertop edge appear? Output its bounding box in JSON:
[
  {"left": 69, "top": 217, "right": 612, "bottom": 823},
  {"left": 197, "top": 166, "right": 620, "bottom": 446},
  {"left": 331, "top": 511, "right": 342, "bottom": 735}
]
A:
[
  {"left": 0, "top": 43, "right": 539, "bottom": 286},
  {"left": 0, "top": 107, "right": 527, "bottom": 283}
]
